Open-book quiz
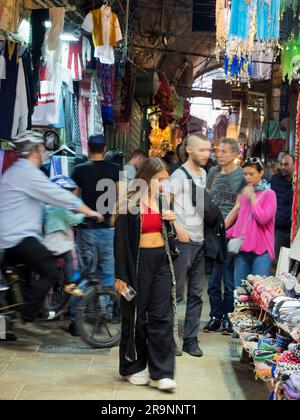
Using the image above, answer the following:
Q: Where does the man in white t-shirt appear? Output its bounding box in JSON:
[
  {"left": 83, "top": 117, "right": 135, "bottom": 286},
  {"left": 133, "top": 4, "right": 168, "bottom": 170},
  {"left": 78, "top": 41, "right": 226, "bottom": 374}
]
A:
[{"left": 170, "top": 133, "right": 212, "bottom": 357}]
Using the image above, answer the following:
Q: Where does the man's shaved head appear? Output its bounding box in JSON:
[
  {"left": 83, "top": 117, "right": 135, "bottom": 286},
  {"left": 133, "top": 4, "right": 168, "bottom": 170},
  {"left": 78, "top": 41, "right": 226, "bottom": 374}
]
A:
[
  {"left": 186, "top": 133, "right": 210, "bottom": 147},
  {"left": 185, "top": 133, "right": 212, "bottom": 167}
]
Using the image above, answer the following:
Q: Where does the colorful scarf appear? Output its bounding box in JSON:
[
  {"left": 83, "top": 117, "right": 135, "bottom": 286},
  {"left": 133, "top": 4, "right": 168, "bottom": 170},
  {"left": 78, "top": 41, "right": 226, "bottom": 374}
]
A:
[{"left": 254, "top": 179, "right": 271, "bottom": 192}]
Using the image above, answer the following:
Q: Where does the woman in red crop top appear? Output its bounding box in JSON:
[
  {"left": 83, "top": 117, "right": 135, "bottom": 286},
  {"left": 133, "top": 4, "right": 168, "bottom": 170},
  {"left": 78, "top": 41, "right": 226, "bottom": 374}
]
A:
[{"left": 114, "top": 157, "right": 187, "bottom": 393}]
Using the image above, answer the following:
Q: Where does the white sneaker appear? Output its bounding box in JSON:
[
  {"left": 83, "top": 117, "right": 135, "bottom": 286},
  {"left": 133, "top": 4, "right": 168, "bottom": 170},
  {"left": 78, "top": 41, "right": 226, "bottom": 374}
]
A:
[
  {"left": 149, "top": 378, "right": 177, "bottom": 392},
  {"left": 125, "top": 371, "right": 150, "bottom": 386}
]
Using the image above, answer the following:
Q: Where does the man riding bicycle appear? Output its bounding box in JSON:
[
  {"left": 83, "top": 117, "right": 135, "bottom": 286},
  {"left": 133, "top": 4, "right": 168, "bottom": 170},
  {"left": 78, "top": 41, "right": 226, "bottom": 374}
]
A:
[{"left": 0, "top": 131, "right": 103, "bottom": 336}]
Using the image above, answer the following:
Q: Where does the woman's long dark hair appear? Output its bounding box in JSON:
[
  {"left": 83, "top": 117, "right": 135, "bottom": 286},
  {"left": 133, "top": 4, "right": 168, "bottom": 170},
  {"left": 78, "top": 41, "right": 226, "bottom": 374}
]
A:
[
  {"left": 114, "top": 157, "right": 167, "bottom": 220},
  {"left": 133, "top": 157, "right": 167, "bottom": 188}
]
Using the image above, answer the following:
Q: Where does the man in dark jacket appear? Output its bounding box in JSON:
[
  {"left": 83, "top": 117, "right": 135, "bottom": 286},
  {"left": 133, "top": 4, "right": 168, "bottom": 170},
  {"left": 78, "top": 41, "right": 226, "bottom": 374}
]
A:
[
  {"left": 205, "top": 138, "right": 246, "bottom": 335},
  {"left": 271, "top": 154, "right": 294, "bottom": 261}
]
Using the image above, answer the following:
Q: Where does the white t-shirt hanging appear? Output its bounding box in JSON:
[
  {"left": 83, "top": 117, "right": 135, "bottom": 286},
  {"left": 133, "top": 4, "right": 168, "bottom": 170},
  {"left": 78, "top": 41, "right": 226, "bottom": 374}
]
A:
[
  {"left": 82, "top": 6, "right": 122, "bottom": 65},
  {"left": 11, "top": 58, "right": 28, "bottom": 137}
]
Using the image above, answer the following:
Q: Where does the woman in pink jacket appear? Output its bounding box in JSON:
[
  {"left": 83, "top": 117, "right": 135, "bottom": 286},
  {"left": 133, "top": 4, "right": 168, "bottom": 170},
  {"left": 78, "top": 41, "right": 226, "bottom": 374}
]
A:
[{"left": 226, "top": 158, "right": 277, "bottom": 288}]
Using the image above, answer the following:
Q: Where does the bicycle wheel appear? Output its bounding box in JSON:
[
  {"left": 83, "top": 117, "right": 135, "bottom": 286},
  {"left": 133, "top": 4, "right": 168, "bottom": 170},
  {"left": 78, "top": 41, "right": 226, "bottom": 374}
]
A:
[
  {"left": 44, "top": 269, "right": 70, "bottom": 314},
  {"left": 75, "top": 286, "right": 121, "bottom": 349}
]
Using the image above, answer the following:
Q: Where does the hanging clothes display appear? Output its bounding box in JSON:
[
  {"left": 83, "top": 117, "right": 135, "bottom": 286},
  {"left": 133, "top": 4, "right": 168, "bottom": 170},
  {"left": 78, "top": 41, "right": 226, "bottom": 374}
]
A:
[
  {"left": 221, "top": 0, "right": 281, "bottom": 84},
  {"left": 280, "top": 1, "right": 298, "bottom": 44},
  {"left": 216, "top": 0, "right": 231, "bottom": 58},
  {"left": 0, "top": 3, "right": 128, "bottom": 167},
  {"left": 0, "top": 41, "right": 20, "bottom": 140},
  {"left": 63, "top": 82, "right": 75, "bottom": 150},
  {"left": 50, "top": 155, "right": 76, "bottom": 177},
  {"left": 119, "top": 63, "right": 134, "bottom": 123},
  {"left": 78, "top": 93, "right": 89, "bottom": 156},
  {"left": 228, "top": 0, "right": 254, "bottom": 41},
  {"left": 32, "top": 61, "right": 73, "bottom": 126},
  {"left": 72, "top": 82, "right": 83, "bottom": 160},
  {"left": 22, "top": 49, "right": 35, "bottom": 130},
  {"left": 282, "top": 34, "right": 300, "bottom": 82},
  {"left": 225, "top": 0, "right": 257, "bottom": 84},
  {"left": 82, "top": 5, "right": 122, "bottom": 65},
  {"left": 88, "top": 73, "right": 104, "bottom": 135},
  {"left": 62, "top": 40, "right": 84, "bottom": 81},
  {"left": 280, "top": 0, "right": 300, "bottom": 83}
]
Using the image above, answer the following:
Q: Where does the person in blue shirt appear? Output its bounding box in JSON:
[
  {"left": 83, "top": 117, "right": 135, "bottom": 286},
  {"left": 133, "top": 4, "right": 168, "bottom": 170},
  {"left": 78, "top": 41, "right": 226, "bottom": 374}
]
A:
[{"left": 0, "top": 131, "right": 102, "bottom": 336}]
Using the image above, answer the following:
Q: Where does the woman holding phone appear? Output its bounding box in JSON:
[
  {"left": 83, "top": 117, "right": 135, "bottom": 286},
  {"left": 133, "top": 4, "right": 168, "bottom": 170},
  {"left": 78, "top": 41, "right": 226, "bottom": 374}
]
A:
[{"left": 114, "top": 158, "right": 188, "bottom": 393}]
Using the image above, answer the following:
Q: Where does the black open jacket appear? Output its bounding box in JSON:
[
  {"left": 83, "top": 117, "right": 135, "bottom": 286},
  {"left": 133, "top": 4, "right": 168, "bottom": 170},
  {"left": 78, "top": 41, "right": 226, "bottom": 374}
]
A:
[
  {"left": 203, "top": 189, "right": 228, "bottom": 273},
  {"left": 114, "top": 209, "right": 180, "bottom": 362}
]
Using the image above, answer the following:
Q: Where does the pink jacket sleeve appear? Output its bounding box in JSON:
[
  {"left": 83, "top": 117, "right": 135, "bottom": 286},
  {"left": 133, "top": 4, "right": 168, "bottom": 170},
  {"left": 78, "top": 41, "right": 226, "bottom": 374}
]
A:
[{"left": 251, "top": 190, "right": 277, "bottom": 225}]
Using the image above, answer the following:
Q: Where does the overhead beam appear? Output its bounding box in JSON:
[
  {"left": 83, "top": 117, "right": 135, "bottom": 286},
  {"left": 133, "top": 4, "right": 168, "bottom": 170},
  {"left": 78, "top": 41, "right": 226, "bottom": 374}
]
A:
[{"left": 189, "top": 90, "right": 212, "bottom": 98}]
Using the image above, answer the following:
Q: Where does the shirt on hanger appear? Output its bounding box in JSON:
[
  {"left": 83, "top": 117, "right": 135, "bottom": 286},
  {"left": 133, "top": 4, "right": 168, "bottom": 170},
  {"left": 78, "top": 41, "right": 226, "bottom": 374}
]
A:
[
  {"left": 82, "top": 36, "right": 92, "bottom": 68},
  {"left": 82, "top": 5, "right": 122, "bottom": 65},
  {"left": 32, "top": 63, "right": 73, "bottom": 126},
  {"left": 11, "top": 58, "right": 28, "bottom": 137}
]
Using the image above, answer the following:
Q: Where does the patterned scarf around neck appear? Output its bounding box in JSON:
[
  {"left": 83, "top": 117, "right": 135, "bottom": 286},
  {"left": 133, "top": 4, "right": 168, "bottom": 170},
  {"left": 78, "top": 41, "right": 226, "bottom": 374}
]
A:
[{"left": 254, "top": 179, "right": 271, "bottom": 192}]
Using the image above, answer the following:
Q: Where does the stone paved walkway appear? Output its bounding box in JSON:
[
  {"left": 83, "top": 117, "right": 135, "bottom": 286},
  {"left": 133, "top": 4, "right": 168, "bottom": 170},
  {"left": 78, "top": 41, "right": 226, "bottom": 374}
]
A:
[{"left": 0, "top": 293, "right": 269, "bottom": 400}]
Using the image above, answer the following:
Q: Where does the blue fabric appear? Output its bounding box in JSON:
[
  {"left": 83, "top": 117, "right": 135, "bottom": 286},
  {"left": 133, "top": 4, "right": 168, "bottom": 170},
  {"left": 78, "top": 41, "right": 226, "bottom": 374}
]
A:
[
  {"left": 257, "top": 0, "right": 280, "bottom": 41},
  {"left": 225, "top": 53, "right": 252, "bottom": 80},
  {"left": 208, "top": 255, "right": 235, "bottom": 320},
  {"left": 50, "top": 156, "right": 63, "bottom": 176},
  {"left": 101, "top": 105, "right": 114, "bottom": 123},
  {"left": 70, "top": 228, "right": 115, "bottom": 321},
  {"left": 0, "top": 159, "right": 83, "bottom": 249},
  {"left": 234, "top": 252, "right": 271, "bottom": 288}
]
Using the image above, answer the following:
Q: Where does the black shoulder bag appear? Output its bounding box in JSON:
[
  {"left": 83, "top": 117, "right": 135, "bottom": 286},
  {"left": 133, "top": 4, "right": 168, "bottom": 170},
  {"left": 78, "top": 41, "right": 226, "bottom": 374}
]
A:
[{"left": 179, "top": 166, "right": 219, "bottom": 226}]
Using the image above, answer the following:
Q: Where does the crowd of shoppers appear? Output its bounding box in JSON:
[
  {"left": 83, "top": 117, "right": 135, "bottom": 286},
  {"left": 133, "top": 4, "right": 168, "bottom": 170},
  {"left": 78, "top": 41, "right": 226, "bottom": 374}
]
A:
[{"left": 0, "top": 128, "right": 295, "bottom": 393}]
